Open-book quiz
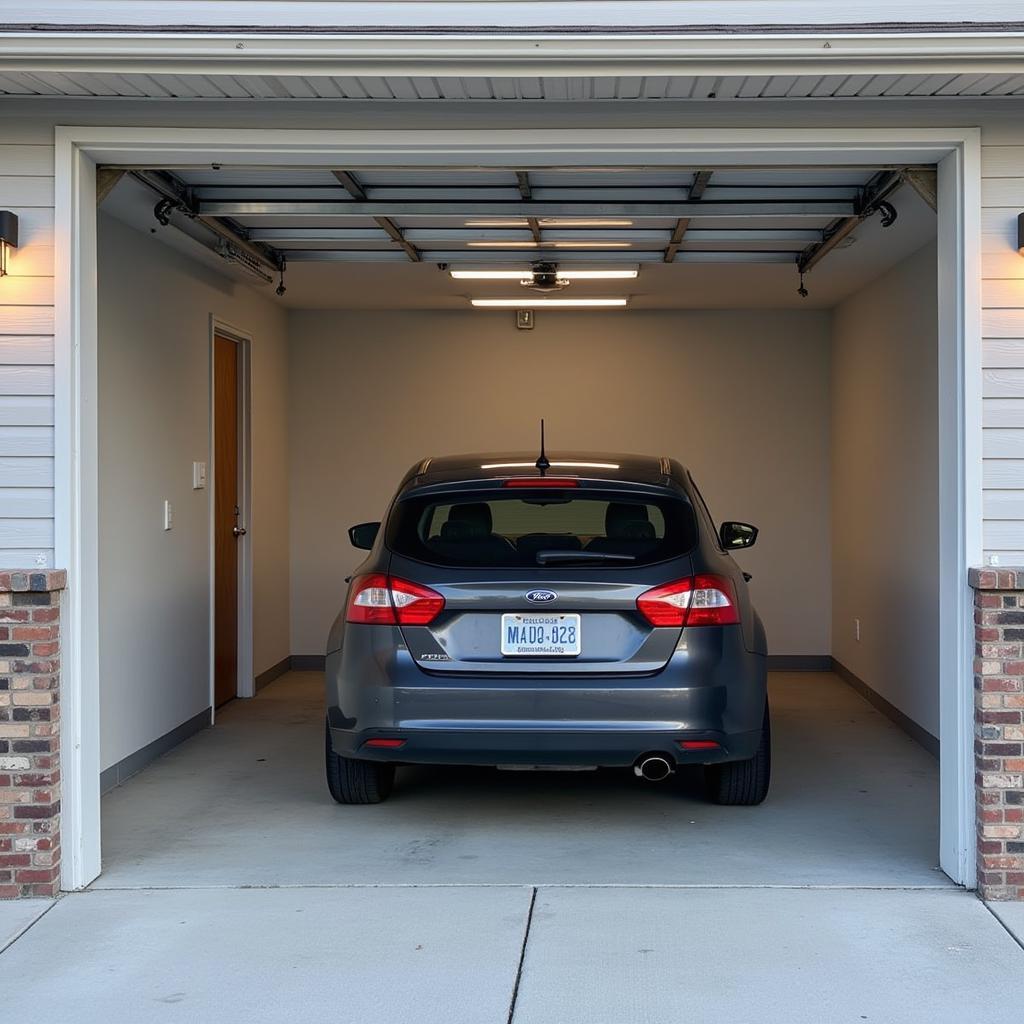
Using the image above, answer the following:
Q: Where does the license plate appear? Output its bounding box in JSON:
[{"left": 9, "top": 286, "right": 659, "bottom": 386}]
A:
[{"left": 500, "top": 613, "right": 581, "bottom": 656}]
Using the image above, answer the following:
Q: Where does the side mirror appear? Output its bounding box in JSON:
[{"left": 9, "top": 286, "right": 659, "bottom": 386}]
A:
[
  {"left": 348, "top": 521, "right": 380, "bottom": 550},
  {"left": 720, "top": 521, "right": 758, "bottom": 550}
]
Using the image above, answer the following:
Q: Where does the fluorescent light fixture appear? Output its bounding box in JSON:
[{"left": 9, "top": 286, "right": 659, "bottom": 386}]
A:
[
  {"left": 537, "top": 219, "right": 634, "bottom": 227},
  {"left": 450, "top": 268, "right": 638, "bottom": 281},
  {"left": 481, "top": 460, "right": 620, "bottom": 470},
  {"left": 551, "top": 241, "right": 632, "bottom": 249},
  {"left": 465, "top": 241, "right": 632, "bottom": 250},
  {"left": 464, "top": 219, "right": 530, "bottom": 227},
  {"left": 466, "top": 240, "right": 538, "bottom": 248},
  {"left": 471, "top": 298, "right": 628, "bottom": 308}
]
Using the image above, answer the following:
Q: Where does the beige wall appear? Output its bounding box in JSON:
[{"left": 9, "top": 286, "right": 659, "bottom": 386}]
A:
[
  {"left": 97, "top": 214, "right": 290, "bottom": 771},
  {"left": 287, "top": 308, "right": 832, "bottom": 656},
  {"left": 831, "top": 242, "right": 939, "bottom": 738}
]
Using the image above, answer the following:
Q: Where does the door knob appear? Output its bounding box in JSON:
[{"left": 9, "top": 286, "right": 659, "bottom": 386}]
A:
[{"left": 233, "top": 526, "right": 247, "bottom": 537}]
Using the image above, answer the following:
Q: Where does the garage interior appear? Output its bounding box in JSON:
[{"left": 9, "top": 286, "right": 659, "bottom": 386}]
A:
[{"left": 90, "top": 160, "right": 943, "bottom": 888}]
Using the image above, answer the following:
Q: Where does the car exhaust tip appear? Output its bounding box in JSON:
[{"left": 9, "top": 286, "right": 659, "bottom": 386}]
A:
[{"left": 634, "top": 755, "right": 674, "bottom": 782}]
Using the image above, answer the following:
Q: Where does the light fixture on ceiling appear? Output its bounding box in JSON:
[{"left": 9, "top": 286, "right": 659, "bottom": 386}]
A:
[
  {"left": 537, "top": 219, "right": 634, "bottom": 227},
  {"left": 465, "top": 240, "right": 633, "bottom": 249},
  {"left": 450, "top": 267, "right": 638, "bottom": 281},
  {"left": 481, "top": 460, "right": 621, "bottom": 470},
  {"left": 0, "top": 211, "right": 19, "bottom": 277},
  {"left": 464, "top": 219, "right": 530, "bottom": 228},
  {"left": 471, "top": 298, "right": 628, "bottom": 309}
]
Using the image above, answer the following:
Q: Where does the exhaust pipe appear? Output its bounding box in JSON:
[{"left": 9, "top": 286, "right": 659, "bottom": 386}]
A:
[{"left": 634, "top": 756, "right": 674, "bottom": 782}]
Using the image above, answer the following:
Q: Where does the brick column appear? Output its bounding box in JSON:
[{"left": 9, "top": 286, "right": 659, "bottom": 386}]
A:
[
  {"left": 970, "top": 568, "right": 1024, "bottom": 900},
  {"left": 0, "top": 570, "right": 65, "bottom": 899}
]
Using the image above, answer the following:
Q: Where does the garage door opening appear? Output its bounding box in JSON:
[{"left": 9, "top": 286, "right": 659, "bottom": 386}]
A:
[{"left": 83, "top": 154, "right": 952, "bottom": 889}]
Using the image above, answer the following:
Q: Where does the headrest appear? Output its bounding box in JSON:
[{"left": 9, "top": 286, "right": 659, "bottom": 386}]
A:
[
  {"left": 605, "top": 502, "right": 651, "bottom": 538},
  {"left": 447, "top": 503, "right": 492, "bottom": 533},
  {"left": 438, "top": 503, "right": 493, "bottom": 541}
]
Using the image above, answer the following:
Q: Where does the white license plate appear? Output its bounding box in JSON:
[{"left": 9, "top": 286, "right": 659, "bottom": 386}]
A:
[{"left": 500, "top": 613, "right": 581, "bottom": 656}]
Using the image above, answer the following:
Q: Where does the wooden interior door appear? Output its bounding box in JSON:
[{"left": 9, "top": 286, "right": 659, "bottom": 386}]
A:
[{"left": 213, "top": 334, "right": 241, "bottom": 708}]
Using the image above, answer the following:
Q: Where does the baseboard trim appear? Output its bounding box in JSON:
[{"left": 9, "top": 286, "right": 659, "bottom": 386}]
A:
[
  {"left": 255, "top": 655, "right": 292, "bottom": 692},
  {"left": 831, "top": 658, "right": 939, "bottom": 759},
  {"left": 291, "top": 654, "right": 327, "bottom": 671},
  {"left": 767, "top": 655, "right": 832, "bottom": 672},
  {"left": 100, "top": 707, "right": 212, "bottom": 795}
]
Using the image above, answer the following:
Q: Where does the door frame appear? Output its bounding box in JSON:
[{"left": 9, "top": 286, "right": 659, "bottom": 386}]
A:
[
  {"left": 209, "top": 318, "right": 255, "bottom": 711},
  {"left": 54, "top": 123, "right": 981, "bottom": 891}
]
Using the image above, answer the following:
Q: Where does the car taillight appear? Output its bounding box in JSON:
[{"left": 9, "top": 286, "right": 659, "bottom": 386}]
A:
[
  {"left": 345, "top": 574, "right": 445, "bottom": 626},
  {"left": 636, "top": 575, "right": 739, "bottom": 628}
]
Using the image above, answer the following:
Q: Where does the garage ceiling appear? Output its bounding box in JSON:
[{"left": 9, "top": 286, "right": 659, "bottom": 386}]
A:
[{"left": 102, "top": 162, "right": 936, "bottom": 309}]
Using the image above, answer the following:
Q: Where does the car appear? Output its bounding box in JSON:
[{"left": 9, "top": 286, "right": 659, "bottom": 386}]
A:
[{"left": 324, "top": 451, "right": 770, "bottom": 806}]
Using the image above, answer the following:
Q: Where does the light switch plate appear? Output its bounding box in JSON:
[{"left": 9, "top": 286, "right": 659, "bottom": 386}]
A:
[
  {"left": 192, "top": 461, "right": 207, "bottom": 490},
  {"left": 163, "top": 500, "right": 173, "bottom": 531}
]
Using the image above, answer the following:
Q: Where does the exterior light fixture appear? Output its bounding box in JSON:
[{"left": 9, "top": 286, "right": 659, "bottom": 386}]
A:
[
  {"left": 470, "top": 297, "right": 628, "bottom": 308},
  {"left": 1019, "top": 212, "right": 1024, "bottom": 253},
  {"left": 0, "top": 211, "right": 19, "bottom": 276}
]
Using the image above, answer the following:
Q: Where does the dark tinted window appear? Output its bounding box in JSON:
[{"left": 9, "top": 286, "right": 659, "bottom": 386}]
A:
[{"left": 387, "top": 489, "right": 697, "bottom": 567}]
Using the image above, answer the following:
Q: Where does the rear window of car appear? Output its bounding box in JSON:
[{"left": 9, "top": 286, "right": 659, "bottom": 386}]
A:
[{"left": 386, "top": 489, "right": 698, "bottom": 568}]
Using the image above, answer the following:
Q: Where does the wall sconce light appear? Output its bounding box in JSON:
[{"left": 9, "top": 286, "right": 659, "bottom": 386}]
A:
[
  {"left": 0, "top": 211, "right": 19, "bottom": 276},
  {"left": 1019, "top": 212, "right": 1024, "bottom": 254}
]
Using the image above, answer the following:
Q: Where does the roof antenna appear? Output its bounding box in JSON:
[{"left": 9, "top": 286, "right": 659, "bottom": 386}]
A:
[{"left": 536, "top": 419, "right": 550, "bottom": 476}]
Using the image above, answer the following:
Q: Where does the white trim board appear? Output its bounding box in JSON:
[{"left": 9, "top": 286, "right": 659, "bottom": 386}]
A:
[{"left": 53, "top": 124, "right": 981, "bottom": 893}]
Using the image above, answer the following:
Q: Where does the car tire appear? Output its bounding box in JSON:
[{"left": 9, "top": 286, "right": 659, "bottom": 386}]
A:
[
  {"left": 704, "top": 702, "right": 771, "bottom": 806},
  {"left": 325, "top": 720, "right": 396, "bottom": 804}
]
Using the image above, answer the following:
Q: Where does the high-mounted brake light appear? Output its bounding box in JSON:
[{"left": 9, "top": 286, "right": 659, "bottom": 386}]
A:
[
  {"left": 503, "top": 477, "right": 579, "bottom": 488},
  {"left": 636, "top": 575, "right": 740, "bottom": 628},
  {"left": 345, "top": 574, "right": 445, "bottom": 626}
]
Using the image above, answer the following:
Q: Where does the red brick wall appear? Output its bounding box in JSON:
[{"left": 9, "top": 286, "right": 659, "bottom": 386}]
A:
[
  {"left": 971, "top": 568, "right": 1024, "bottom": 900},
  {"left": 0, "top": 570, "right": 64, "bottom": 899}
]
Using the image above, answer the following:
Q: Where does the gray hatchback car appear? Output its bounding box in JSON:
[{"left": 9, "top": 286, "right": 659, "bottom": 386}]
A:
[{"left": 325, "top": 452, "right": 770, "bottom": 806}]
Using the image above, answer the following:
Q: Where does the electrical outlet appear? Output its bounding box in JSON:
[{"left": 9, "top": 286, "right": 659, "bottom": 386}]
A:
[
  {"left": 854, "top": 618, "right": 861, "bottom": 643},
  {"left": 163, "top": 500, "right": 174, "bottom": 531}
]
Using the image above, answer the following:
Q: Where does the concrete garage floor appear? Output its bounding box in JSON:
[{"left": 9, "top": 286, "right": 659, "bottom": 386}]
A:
[
  {"left": 4, "top": 672, "right": 1024, "bottom": 1023},
  {"left": 96, "top": 671, "right": 944, "bottom": 888}
]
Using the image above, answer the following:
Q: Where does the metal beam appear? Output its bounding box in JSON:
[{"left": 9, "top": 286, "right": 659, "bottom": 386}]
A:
[
  {"left": 332, "top": 168, "right": 420, "bottom": 262},
  {"left": 664, "top": 219, "right": 692, "bottom": 263},
  {"left": 131, "top": 169, "right": 283, "bottom": 273},
  {"left": 796, "top": 171, "right": 905, "bottom": 275},
  {"left": 689, "top": 170, "right": 713, "bottom": 200},
  {"left": 249, "top": 226, "right": 824, "bottom": 244},
  {"left": 199, "top": 200, "right": 855, "bottom": 220},
  {"left": 283, "top": 249, "right": 799, "bottom": 264},
  {"left": 665, "top": 169, "right": 713, "bottom": 263},
  {"left": 515, "top": 171, "right": 533, "bottom": 200}
]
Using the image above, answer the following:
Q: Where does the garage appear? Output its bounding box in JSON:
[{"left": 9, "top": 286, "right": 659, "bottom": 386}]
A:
[{"left": 75, "top": 139, "right": 951, "bottom": 890}]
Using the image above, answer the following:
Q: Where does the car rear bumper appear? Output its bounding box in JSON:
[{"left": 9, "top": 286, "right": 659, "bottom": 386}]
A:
[
  {"left": 326, "top": 625, "right": 767, "bottom": 767},
  {"left": 327, "top": 722, "right": 763, "bottom": 767}
]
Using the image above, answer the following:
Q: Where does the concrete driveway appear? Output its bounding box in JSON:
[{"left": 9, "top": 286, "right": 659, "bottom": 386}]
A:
[
  {"left": 2, "top": 886, "right": 1024, "bottom": 1023},
  {"left": 4, "top": 672, "right": 1023, "bottom": 1022}
]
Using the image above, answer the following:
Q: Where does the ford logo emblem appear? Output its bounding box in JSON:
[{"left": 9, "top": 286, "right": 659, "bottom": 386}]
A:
[{"left": 526, "top": 589, "right": 558, "bottom": 604}]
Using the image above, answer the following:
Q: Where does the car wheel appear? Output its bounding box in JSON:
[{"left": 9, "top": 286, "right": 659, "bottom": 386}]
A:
[
  {"left": 704, "top": 702, "right": 771, "bottom": 806},
  {"left": 325, "top": 719, "right": 396, "bottom": 804}
]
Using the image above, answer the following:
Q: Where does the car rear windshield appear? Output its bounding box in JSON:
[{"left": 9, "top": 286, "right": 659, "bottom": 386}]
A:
[{"left": 386, "top": 488, "right": 698, "bottom": 568}]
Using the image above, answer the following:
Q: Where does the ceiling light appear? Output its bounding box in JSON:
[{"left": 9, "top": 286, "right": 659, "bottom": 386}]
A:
[
  {"left": 466, "top": 240, "right": 538, "bottom": 248},
  {"left": 450, "top": 268, "right": 638, "bottom": 281},
  {"left": 551, "top": 241, "right": 632, "bottom": 249},
  {"left": 471, "top": 298, "right": 628, "bottom": 308},
  {"left": 465, "top": 219, "right": 530, "bottom": 227},
  {"left": 537, "top": 219, "right": 635, "bottom": 227}
]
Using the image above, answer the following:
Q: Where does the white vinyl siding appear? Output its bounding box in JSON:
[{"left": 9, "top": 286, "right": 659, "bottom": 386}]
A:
[
  {"left": 982, "top": 144, "right": 1024, "bottom": 563},
  {"left": 0, "top": 132, "right": 55, "bottom": 568}
]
